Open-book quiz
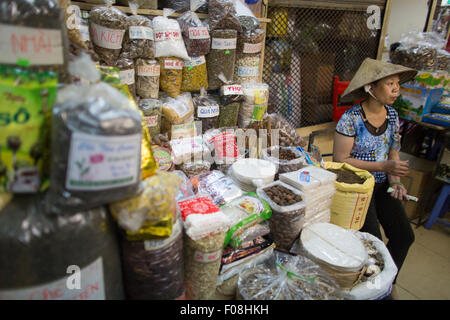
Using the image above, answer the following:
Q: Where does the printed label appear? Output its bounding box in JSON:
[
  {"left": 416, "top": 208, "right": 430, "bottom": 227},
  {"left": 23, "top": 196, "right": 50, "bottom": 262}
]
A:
[
  {"left": 234, "top": 195, "right": 264, "bottom": 215},
  {"left": 237, "top": 66, "right": 259, "bottom": 77},
  {"left": 0, "top": 258, "right": 105, "bottom": 300},
  {"left": 254, "top": 89, "right": 269, "bottom": 105},
  {"left": 243, "top": 42, "right": 263, "bottom": 54},
  {"left": 144, "top": 220, "right": 181, "bottom": 251},
  {"left": 144, "top": 115, "right": 159, "bottom": 127},
  {"left": 66, "top": 132, "right": 141, "bottom": 191},
  {"left": 299, "top": 171, "right": 311, "bottom": 183},
  {"left": 152, "top": 146, "right": 173, "bottom": 171},
  {"left": 223, "top": 85, "right": 243, "bottom": 96},
  {"left": 137, "top": 63, "right": 160, "bottom": 76},
  {"left": 212, "top": 133, "right": 240, "bottom": 160},
  {"left": 164, "top": 59, "right": 183, "bottom": 70},
  {"left": 90, "top": 23, "right": 125, "bottom": 50},
  {"left": 197, "top": 104, "right": 220, "bottom": 118},
  {"left": 119, "top": 69, "right": 135, "bottom": 85},
  {"left": 188, "top": 27, "right": 210, "bottom": 39},
  {"left": 129, "top": 26, "right": 153, "bottom": 40},
  {"left": 184, "top": 56, "right": 206, "bottom": 67},
  {"left": 79, "top": 25, "right": 90, "bottom": 42},
  {"left": 171, "top": 122, "right": 196, "bottom": 140},
  {"left": 211, "top": 37, "right": 237, "bottom": 50},
  {"left": 194, "top": 249, "right": 222, "bottom": 263},
  {"left": 0, "top": 24, "right": 64, "bottom": 65},
  {"left": 172, "top": 100, "right": 190, "bottom": 118},
  {"left": 154, "top": 29, "right": 182, "bottom": 42},
  {"left": 178, "top": 197, "right": 220, "bottom": 221}
]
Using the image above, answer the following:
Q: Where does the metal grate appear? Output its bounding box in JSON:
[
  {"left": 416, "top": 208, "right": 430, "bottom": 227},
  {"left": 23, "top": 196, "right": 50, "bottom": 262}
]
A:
[{"left": 263, "top": 4, "right": 382, "bottom": 128}]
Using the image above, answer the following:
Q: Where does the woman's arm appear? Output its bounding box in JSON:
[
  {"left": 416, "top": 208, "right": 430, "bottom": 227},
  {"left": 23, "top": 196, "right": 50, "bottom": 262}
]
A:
[
  {"left": 388, "top": 148, "right": 408, "bottom": 200},
  {"left": 333, "top": 132, "right": 409, "bottom": 176}
]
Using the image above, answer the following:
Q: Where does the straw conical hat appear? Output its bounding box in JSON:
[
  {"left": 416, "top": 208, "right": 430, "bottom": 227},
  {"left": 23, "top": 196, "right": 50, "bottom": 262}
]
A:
[{"left": 342, "top": 58, "right": 417, "bottom": 98}]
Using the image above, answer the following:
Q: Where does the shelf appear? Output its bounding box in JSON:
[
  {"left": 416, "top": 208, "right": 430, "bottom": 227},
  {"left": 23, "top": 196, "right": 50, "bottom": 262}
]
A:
[{"left": 71, "top": 2, "right": 271, "bottom": 23}]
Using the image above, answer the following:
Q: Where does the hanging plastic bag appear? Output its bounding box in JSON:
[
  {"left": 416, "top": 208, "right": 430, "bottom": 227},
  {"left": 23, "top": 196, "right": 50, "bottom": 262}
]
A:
[
  {"left": 109, "top": 170, "right": 183, "bottom": 240},
  {"left": 208, "top": 0, "right": 242, "bottom": 32},
  {"left": 239, "top": 82, "right": 269, "bottom": 127},
  {"left": 89, "top": 0, "right": 128, "bottom": 65},
  {"left": 237, "top": 251, "right": 344, "bottom": 300},
  {"left": 115, "top": 57, "right": 136, "bottom": 98},
  {"left": 181, "top": 56, "right": 208, "bottom": 92},
  {"left": 153, "top": 9, "right": 190, "bottom": 60},
  {"left": 0, "top": 66, "right": 58, "bottom": 193},
  {"left": 158, "top": 0, "right": 208, "bottom": 13},
  {"left": 178, "top": 0, "right": 211, "bottom": 57},
  {"left": 159, "top": 56, "right": 184, "bottom": 97},
  {"left": 121, "top": 1, "right": 155, "bottom": 60},
  {"left": 47, "top": 54, "right": 144, "bottom": 215},
  {"left": 136, "top": 58, "right": 160, "bottom": 99},
  {"left": 217, "top": 73, "right": 244, "bottom": 127},
  {"left": 193, "top": 88, "right": 220, "bottom": 133}
]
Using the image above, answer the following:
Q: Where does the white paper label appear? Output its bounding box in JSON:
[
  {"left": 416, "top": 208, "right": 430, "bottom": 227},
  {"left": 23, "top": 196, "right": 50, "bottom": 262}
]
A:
[
  {"left": 0, "top": 258, "right": 105, "bottom": 300},
  {"left": 90, "top": 23, "right": 125, "bottom": 50},
  {"left": 197, "top": 105, "right": 220, "bottom": 118},
  {"left": 119, "top": 69, "right": 135, "bottom": 85},
  {"left": 129, "top": 26, "right": 154, "bottom": 40},
  {"left": 137, "top": 63, "right": 160, "bottom": 76},
  {"left": 66, "top": 132, "right": 141, "bottom": 191},
  {"left": 223, "top": 85, "right": 243, "bottom": 96},
  {"left": 188, "top": 27, "right": 210, "bottom": 39},
  {"left": 211, "top": 38, "right": 237, "bottom": 50},
  {"left": 184, "top": 56, "right": 205, "bottom": 67},
  {"left": 173, "top": 101, "right": 191, "bottom": 118},
  {"left": 164, "top": 59, "right": 183, "bottom": 70},
  {"left": 79, "top": 25, "right": 90, "bottom": 42},
  {"left": 154, "top": 29, "right": 182, "bottom": 42},
  {"left": 144, "top": 115, "right": 159, "bottom": 127},
  {"left": 194, "top": 249, "right": 222, "bottom": 263},
  {"left": 243, "top": 42, "right": 263, "bottom": 54},
  {"left": 237, "top": 66, "right": 259, "bottom": 77},
  {"left": 0, "top": 24, "right": 64, "bottom": 65}
]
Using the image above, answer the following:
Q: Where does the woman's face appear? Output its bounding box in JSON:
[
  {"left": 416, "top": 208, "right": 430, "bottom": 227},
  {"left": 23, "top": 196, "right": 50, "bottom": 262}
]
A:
[{"left": 371, "top": 75, "right": 401, "bottom": 105}]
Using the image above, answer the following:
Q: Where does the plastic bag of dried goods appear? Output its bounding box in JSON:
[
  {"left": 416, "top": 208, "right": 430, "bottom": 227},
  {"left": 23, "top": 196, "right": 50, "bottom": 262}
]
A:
[
  {"left": 159, "top": 57, "right": 184, "bottom": 98},
  {"left": 153, "top": 10, "right": 190, "bottom": 60},
  {"left": 136, "top": 58, "right": 160, "bottom": 99},
  {"left": 181, "top": 56, "right": 208, "bottom": 92},
  {"left": 209, "top": 0, "right": 242, "bottom": 32}
]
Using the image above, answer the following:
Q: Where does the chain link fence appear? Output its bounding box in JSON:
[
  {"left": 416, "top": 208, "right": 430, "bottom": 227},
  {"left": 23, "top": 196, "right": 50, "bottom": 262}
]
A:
[{"left": 264, "top": 3, "right": 383, "bottom": 128}]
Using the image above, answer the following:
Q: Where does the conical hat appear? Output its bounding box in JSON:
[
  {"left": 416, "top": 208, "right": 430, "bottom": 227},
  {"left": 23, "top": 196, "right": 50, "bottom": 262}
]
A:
[{"left": 342, "top": 58, "right": 417, "bottom": 98}]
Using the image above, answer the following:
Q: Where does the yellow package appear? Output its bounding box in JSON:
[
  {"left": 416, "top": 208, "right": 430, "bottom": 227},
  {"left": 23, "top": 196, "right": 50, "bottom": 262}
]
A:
[
  {"left": 109, "top": 170, "right": 183, "bottom": 240},
  {"left": 323, "top": 162, "right": 375, "bottom": 230}
]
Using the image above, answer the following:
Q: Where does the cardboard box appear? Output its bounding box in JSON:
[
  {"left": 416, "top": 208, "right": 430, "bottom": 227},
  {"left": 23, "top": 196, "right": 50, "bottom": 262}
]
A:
[{"left": 393, "top": 84, "right": 444, "bottom": 121}]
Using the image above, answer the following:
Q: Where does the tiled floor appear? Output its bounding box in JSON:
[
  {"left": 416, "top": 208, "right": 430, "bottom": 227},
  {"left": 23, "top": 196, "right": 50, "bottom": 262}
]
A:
[{"left": 393, "top": 217, "right": 450, "bottom": 300}]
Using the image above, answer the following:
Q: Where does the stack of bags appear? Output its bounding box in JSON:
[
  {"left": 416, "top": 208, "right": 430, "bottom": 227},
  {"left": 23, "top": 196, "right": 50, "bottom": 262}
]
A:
[{"left": 280, "top": 166, "right": 336, "bottom": 228}]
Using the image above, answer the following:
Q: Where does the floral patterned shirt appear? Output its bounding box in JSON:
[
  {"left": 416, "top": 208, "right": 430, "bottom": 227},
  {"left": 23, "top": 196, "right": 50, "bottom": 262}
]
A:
[{"left": 335, "top": 103, "right": 400, "bottom": 183}]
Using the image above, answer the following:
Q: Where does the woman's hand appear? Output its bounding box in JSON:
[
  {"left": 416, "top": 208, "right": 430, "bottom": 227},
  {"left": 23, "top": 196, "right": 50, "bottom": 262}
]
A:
[
  {"left": 390, "top": 183, "right": 408, "bottom": 200},
  {"left": 382, "top": 160, "right": 409, "bottom": 176}
]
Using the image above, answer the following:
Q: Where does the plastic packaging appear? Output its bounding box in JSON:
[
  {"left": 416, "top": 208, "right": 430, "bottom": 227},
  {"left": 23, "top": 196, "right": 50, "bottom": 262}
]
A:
[
  {"left": 115, "top": 57, "right": 136, "bottom": 98},
  {"left": 159, "top": 57, "right": 184, "bottom": 98},
  {"left": 153, "top": 13, "right": 190, "bottom": 61},
  {"left": 161, "top": 93, "right": 194, "bottom": 124},
  {"left": 139, "top": 99, "right": 162, "bottom": 138},
  {"left": 0, "top": 66, "right": 58, "bottom": 193},
  {"left": 170, "top": 120, "right": 197, "bottom": 140},
  {"left": 120, "top": 218, "right": 185, "bottom": 300},
  {"left": 181, "top": 161, "right": 211, "bottom": 178},
  {"left": 48, "top": 78, "right": 143, "bottom": 214},
  {"left": 204, "top": 128, "right": 242, "bottom": 167},
  {"left": 0, "top": 194, "right": 124, "bottom": 300},
  {"left": 207, "top": 29, "right": 238, "bottom": 90},
  {"left": 170, "top": 136, "right": 207, "bottom": 165},
  {"left": 193, "top": 89, "right": 220, "bottom": 133},
  {"left": 230, "top": 158, "right": 276, "bottom": 193},
  {"left": 136, "top": 59, "right": 160, "bottom": 99},
  {"left": 234, "top": 54, "right": 261, "bottom": 84},
  {"left": 109, "top": 171, "right": 182, "bottom": 240},
  {"left": 208, "top": 0, "right": 242, "bottom": 32},
  {"left": 221, "top": 192, "right": 272, "bottom": 247},
  {"left": 198, "top": 175, "right": 243, "bottom": 207},
  {"left": 229, "top": 221, "right": 270, "bottom": 248},
  {"left": 89, "top": 0, "right": 128, "bottom": 65},
  {"left": 121, "top": 1, "right": 155, "bottom": 60},
  {"left": 190, "top": 170, "right": 225, "bottom": 193},
  {"left": 59, "top": 0, "right": 86, "bottom": 50},
  {"left": 173, "top": 170, "right": 195, "bottom": 201},
  {"left": 158, "top": 0, "right": 208, "bottom": 13},
  {"left": 178, "top": 1, "right": 211, "bottom": 57},
  {"left": 239, "top": 82, "right": 269, "bottom": 127},
  {"left": 262, "top": 146, "right": 307, "bottom": 174},
  {"left": 181, "top": 56, "right": 209, "bottom": 92},
  {"left": 280, "top": 165, "right": 337, "bottom": 192},
  {"left": 218, "top": 80, "right": 244, "bottom": 127},
  {"left": 257, "top": 181, "right": 306, "bottom": 252},
  {"left": 0, "top": 0, "right": 70, "bottom": 82},
  {"left": 237, "top": 251, "right": 344, "bottom": 300},
  {"left": 152, "top": 145, "right": 174, "bottom": 171}
]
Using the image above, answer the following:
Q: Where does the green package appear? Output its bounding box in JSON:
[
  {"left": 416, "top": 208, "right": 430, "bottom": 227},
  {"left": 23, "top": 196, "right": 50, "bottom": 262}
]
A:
[{"left": 0, "top": 66, "right": 58, "bottom": 193}]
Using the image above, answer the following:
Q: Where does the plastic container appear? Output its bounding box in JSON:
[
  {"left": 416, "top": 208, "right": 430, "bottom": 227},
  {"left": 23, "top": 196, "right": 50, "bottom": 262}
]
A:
[
  {"left": 262, "top": 146, "right": 307, "bottom": 174},
  {"left": 280, "top": 166, "right": 337, "bottom": 193}
]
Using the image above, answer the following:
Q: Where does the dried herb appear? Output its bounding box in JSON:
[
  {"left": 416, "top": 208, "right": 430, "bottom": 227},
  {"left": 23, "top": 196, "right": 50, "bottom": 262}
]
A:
[
  {"left": 178, "top": 9, "right": 211, "bottom": 57},
  {"left": 181, "top": 56, "right": 208, "bottom": 92},
  {"left": 234, "top": 54, "right": 260, "bottom": 84},
  {"left": 193, "top": 91, "right": 220, "bottom": 133},
  {"left": 327, "top": 168, "right": 366, "bottom": 184},
  {"left": 115, "top": 57, "right": 136, "bottom": 98},
  {"left": 136, "top": 59, "right": 160, "bottom": 99},
  {"left": 139, "top": 98, "right": 162, "bottom": 138},
  {"left": 159, "top": 57, "right": 183, "bottom": 98},
  {"left": 208, "top": 0, "right": 242, "bottom": 32}
]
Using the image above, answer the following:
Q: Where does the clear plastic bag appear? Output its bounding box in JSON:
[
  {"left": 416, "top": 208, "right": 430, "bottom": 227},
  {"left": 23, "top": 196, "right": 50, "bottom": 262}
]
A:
[
  {"left": 161, "top": 92, "right": 194, "bottom": 124},
  {"left": 115, "top": 57, "right": 136, "bottom": 98},
  {"left": 217, "top": 77, "right": 244, "bottom": 127},
  {"left": 261, "top": 146, "right": 307, "bottom": 174},
  {"left": 208, "top": 0, "right": 242, "bottom": 32},
  {"left": 89, "top": 0, "right": 128, "bottom": 65},
  {"left": 173, "top": 170, "right": 195, "bottom": 201},
  {"left": 234, "top": 53, "right": 261, "bottom": 84},
  {"left": 153, "top": 13, "right": 190, "bottom": 61},
  {"left": 178, "top": 0, "right": 211, "bottom": 57},
  {"left": 229, "top": 221, "right": 270, "bottom": 248},
  {"left": 181, "top": 161, "right": 211, "bottom": 178},
  {"left": 256, "top": 181, "right": 306, "bottom": 252},
  {"left": 170, "top": 136, "right": 207, "bottom": 165},
  {"left": 159, "top": 56, "right": 184, "bottom": 98},
  {"left": 0, "top": 194, "right": 124, "bottom": 299},
  {"left": 239, "top": 82, "right": 269, "bottom": 127},
  {"left": 193, "top": 89, "right": 220, "bottom": 133},
  {"left": 237, "top": 251, "right": 344, "bottom": 300},
  {"left": 136, "top": 59, "right": 160, "bottom": 99},
  {"left": 120, "top": 1, "right": 155, "bottom": 60},
  {"left": 109, "top": 171, "right": 183, "bottom": 240},
  {"left": 181, "top": 56, "right": 208, "bottom": 92},
  {"left": 158, "top": 0, "right": 208, "bottom": 13},
  {"left": 198, "top": 175, "right": 243, "bottom": 207},
  {"left": 139, "top": 98, "right": 162, "bottom": 138}
]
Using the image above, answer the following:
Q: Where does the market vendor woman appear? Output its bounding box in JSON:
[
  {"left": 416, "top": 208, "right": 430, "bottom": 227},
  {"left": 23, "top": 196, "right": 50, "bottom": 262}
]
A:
[{"left": 333, "top": 58, "right": 417, "bottom": 299}]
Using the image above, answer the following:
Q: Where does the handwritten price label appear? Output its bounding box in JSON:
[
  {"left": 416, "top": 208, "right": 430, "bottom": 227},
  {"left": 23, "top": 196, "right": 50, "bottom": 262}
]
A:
[
  {"left": 154, "top": 29, "right": 182, "bottom": 41},
  {"left": 119, "top": 69, "right": 135, "bottom": 85},
  {"left": 188, "top": 27, "right": 210, "bottom": 39},
  {"left": 129, "top": 26, "right": 153, "bottom": 40},
  {"left": 223, "top": 85, "right": 243, "bottom": 96},
  {"left": 211, "top": 37, "right": 237, "bottom": 50},
  {"left": 193, "top": 249, "right": 222, "bottom": 263},
  {"left": 90, "top": 23, "right": 125, "bottom": 50},
  {"left": 138, "top": 64, "right": 160, "bottom": 76},
  {"left": 243, "top": 42, "right": 263, "bottom": 54},
  {"left": 164, "top": 60, "right": 183, "bottom": 70}
]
